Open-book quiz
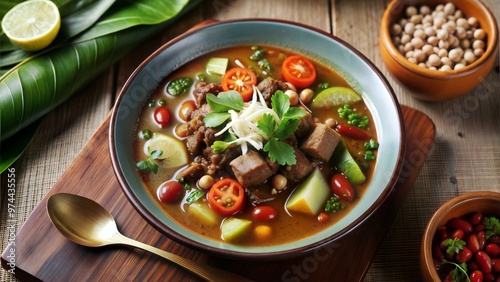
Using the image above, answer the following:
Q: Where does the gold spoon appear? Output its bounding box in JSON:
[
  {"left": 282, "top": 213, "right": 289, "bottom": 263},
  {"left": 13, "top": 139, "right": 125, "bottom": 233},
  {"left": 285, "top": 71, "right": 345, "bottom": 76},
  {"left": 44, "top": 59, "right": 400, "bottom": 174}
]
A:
[{"left": 46, "top": 193, "right": 253, "bottom": 282}]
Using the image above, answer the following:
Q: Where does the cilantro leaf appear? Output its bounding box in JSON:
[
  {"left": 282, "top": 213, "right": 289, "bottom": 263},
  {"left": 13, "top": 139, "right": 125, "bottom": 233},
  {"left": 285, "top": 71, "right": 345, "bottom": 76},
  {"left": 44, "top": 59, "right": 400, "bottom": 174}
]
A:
[
  {"left": 274, "top": 117, "right": 301, "bottom": 140},
  {"left": 442, "top": 260, "right": 469, "bottom": 282},
  {"left": 136, "top": 150, "right": 163, "bottom": 174},
  {"left": 211, "top": 141, "right": 232, "bottom": 153},
  {"left": 203, "top": 112, "right": 231, "bottom": 127},
  {"left": 442, "top": 238, "right": 466, "bottom": 255},
  {"left": 283, "top": 106, "right": 307, "bottom": 119},
  {"left": 271, "top": 90, "right": 289, "bottom": 119},
  {"left": 257, "top": 113, "right": 277, "bottom": 138},
  {"left": 206, "top": 91, "right": 244, "bottom": 112},
  {"left": 185, "top": 189, "right": 205, "bottom": 204},
  {"left": 484, "top": 216, "right": 500, "bottom": 239},
  {"left": 264, "top": 140, "right": 296, "bottom": 166}
]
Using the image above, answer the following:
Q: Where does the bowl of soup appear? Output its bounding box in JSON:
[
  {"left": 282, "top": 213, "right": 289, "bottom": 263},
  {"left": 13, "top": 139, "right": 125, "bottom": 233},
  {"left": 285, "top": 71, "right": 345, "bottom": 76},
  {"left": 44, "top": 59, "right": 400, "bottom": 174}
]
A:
[{"left": 110, "top": 19, "right": 405, "bottom": 260}]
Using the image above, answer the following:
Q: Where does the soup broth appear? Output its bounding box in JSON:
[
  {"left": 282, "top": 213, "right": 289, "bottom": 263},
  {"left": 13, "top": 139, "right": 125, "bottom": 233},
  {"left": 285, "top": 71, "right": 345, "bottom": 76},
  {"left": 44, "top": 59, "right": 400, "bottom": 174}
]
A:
[{"left": 134, "top": 45, "right": 377, "bottom": 246}]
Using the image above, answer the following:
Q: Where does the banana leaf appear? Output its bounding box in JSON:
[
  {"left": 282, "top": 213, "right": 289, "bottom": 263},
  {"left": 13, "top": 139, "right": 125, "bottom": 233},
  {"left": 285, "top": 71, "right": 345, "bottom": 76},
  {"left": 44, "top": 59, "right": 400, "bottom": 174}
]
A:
[{"left": 0, "top": 0, "right": 201, "bottom": 173}]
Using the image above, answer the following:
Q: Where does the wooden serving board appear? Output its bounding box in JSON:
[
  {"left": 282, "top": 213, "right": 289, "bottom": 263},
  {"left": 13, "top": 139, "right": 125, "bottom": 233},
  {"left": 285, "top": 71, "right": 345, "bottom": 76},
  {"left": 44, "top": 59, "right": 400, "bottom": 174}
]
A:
[{"left": 2, "top": 105, "right": 434, "bottom": 281}]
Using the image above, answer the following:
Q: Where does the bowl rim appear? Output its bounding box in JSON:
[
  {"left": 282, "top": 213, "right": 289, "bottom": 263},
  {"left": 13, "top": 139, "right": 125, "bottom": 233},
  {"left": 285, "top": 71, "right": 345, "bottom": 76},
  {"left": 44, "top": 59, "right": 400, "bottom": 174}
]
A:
[
  {"left": 381, "top": 0, "right": 499, "bottom": 79},
  {"left": 421, "top": 191, "right": 500, "bottom": 280},
  {"left": 109, "top": 18, "right": 406, "bottom": 260}
]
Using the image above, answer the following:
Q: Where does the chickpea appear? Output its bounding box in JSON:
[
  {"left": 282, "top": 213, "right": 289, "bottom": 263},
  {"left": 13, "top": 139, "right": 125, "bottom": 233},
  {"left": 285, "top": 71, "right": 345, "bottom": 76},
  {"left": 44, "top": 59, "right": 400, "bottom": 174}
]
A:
[
  {"left": 392, "top": 36, "right": 401, "bottom": 46},
  {"left": 454, "top": 63, "right": 466, "bottom": 70},
  {"left": 404, "top": 22, "right": 415, "bottom": 34},
  {"left": 391, "top": 24, "right": 402, "bottom": 35},
  {"left": 406, "top": 6, "right": 417, "bottom": 17},
  {"left": 433, "top": 17, "right": 446, "bottom": 28},
  {"left": 441, "top": 56, "right": 452, "bottom": 66},
  {"left": 436, "top": 29, "right": 449, "bottom": 40},
  {"left": 468, "top": 17, "right": 479, "bottom": 28},
  {"left": 472, "top": 39, "right": 485, "bottom": 50},
  {"left": 443, "top": 3, "right": 455, "bottom": 16},
  {"left": 455, "top": 27, "right": 467, "bottom": 39},
  {"left": 284, "top": 82, "right": 297, "bottom": 92},
  {"left": 299, "top": 88, "right": 314, "bottom": 104},
  {"left": 420, "top": 5, "right": 431, "bottom": 15},
  {"left": 428, "top": 54, "right": 441, "bottom": 67},
  {"left": 474, "top": 48, "right": 485, "bottom": 57},
  {"left": 325, "top": 118, "right": 336, "bottom": 128},
  {"left": 408, "top": 57, "right": 417, "bottom": 64},
  {"left": 448, "top": 48, "right": 463, "bottom": 63},
  {"left": 411, "top": 37, "right": 424, "bottom": 49},
  {"left": 272, "top": 174, "right": 287, "bottom": 190},
  {"left": 198, "top": 175, "right": 215, "bottom": 190},
  {"left": 427, "top": 36, "right": 439, "bottom": 46},
  {"left": 456, "top": 18, "right": 469, "bottom": 29},
  {"left": 460, "top": 38, "right": 471, "bottom": 49},
  {"left": 438, "top": 39, "right": 449, "bottom": 49},
  {"left": 437, "top": 48, "right": 448, "bottom": 58},
  {"left": 285, "top": 89, "right": 299, "bottom": 106},
  {"left": 413, "top": 29, "right": 426, "bottom": 39},
  {"left": 401, "top": 34, "right": 411, "bottom": 44},
  {"left": 473, "top": 29, "right": 486, "bottom": 40},
  {"left": 424, "top": 26, "right": 436, "bottom": 37},
  {"left": 410, "top": 14, "right": 423, "bottom": 24},
  {"left": 439, "top": 65, "right": 452, "bottom": 71},
  {"left": 413, "top": 50, "right": 426, "bottom": 62},
  {"left": 464, "top": 51, "right": 476, "bottom": 64},
  {"left": 422, "top": 44, "right": 434, "bottom": 56}
]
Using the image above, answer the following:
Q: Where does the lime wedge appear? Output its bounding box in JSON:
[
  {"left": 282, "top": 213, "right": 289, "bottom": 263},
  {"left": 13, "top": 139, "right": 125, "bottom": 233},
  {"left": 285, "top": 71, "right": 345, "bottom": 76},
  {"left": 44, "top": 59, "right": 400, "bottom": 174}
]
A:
[
  {"left": 311, "top": 87, "right": 361, "bottom": 107},
  {"left": 144, "top": 133, "right": 188, "bottom": 168},
  {"left": 1, "top": 0, "right": 61, "bottom": 51}
]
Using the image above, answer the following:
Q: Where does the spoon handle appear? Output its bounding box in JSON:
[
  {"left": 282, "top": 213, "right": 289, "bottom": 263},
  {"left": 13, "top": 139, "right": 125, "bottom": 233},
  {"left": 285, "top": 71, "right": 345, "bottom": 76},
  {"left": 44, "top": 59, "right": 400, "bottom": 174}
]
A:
[{"left": 116, "top": 234, "right": 254, "bottom": 282}]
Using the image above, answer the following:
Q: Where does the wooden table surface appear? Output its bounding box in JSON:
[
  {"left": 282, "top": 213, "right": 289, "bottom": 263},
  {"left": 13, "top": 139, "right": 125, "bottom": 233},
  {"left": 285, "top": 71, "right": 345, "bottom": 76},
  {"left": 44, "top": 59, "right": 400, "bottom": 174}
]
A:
[{"left": 1, "top": 0, "right": 499, "bottom": 281}]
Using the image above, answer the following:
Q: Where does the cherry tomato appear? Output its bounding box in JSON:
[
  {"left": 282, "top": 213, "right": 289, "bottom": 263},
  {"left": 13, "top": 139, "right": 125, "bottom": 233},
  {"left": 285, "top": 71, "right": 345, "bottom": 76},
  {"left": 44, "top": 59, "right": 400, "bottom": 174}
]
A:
[
  {"left": 317, "top": 212, "right": 329, "bottom": 223},
  {"left": 456, "top": 246, "right": 473, "bottom": 263},
  {"left": 330, "top": 174, "right": 355, "bottom": 202},
  {"left": 335, "top": 125, "right": 370, "bottom": 140},
  {"left": 485, "top": 243, "right": 500, "bottom": 257},
  {"left": 154, "top": 106, "right": 171, "bottom": 127},
  {"left": 208, "top": 178, "right": 245, "bottom": 216},
  {"left": 221, "top": 67, "right": 257, "bottom": 102},
  {"left": 157, "top": 181, "right": 183, "bottom": 203},
  {"left": 252, "top": 206, "right": 277, "bottom": 221},
  {"left": 281, "top": 55, "right": 316, "bottom": 88},
  {"left": 467, "top": 234, "right": 481, "bottom": 254},
  {"left": 449, "top": 217, "right": 473, "bottom": 234}
]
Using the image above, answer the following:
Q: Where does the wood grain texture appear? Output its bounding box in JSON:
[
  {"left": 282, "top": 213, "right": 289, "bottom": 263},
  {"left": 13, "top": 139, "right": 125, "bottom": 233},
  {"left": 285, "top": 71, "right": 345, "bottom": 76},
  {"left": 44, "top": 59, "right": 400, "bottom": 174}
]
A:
[{"left": 1, "top": 106, "right": 434, "bottom": 282}]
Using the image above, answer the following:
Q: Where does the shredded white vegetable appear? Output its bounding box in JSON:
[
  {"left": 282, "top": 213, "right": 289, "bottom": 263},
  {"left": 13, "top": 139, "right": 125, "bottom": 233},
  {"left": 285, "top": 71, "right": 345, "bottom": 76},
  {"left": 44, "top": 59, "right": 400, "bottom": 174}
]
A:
[{"left": 214, "top": 86, "right": 278, "bottom": 155}]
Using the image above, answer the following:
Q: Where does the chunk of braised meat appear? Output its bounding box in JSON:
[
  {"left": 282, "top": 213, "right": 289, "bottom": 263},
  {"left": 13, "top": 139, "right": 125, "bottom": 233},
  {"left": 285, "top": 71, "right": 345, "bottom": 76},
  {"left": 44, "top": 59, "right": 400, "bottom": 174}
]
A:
[
  {"left": 257, "top": 77, "right": 291, "bottom": 101},
  {"left": 176, "top": 162, "right": 204, "bottom": 182},
  {"left": 193, "top": 82, "right": 223, "bottom": 105},
  {"left": 245, "top": 187, "right": 277, "bottom": 206},
  {"left": 280, "top": 148, "right": 312, "bottom": 182},
  {"left": 300, "top": 123, "right": 341, "bottom": 162},
  {"left": 203, "top": 145, "right": 241, "bottom": 175},
  {"left": 230, "top": 151, "right": 275, "bottom": 187},
  {"left": 188, "top": 103, "right": 212, "bottom": 122},
  {"left": 186, "top": 126, "right": 205, "bottom": 155},
  {"left": 294, "top": 110, "right": 314, "bottom": 137}
]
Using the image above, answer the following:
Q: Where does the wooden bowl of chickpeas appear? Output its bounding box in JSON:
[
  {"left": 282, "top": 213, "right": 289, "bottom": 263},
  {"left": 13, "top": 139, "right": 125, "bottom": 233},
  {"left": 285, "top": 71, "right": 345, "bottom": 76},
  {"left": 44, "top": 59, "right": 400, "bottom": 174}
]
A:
[{"left": 380, "top": 0, "right": 498, "bottom": 101}]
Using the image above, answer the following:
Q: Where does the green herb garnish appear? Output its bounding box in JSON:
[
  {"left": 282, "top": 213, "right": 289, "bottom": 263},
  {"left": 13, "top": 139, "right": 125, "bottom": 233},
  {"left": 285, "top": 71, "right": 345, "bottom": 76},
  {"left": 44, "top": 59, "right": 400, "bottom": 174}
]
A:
[
  {"left": 258, "top": 91, "right": 306, "bottom": 165},
  {"left": 484, "top": 216, "right": 500, "bottom": 239},
  {"left": 136, "top": 150, "right": 163, "bottom": 174},
  {"left": 442, "top": 260, "right": 470, "bottom": 282},
  {"left": 186, "top": 189, "right": 205, "bottom": 204},
  {"left": 337, "top": 104, "right": 370, "bottom": 128},
  {"left": 250, "top": 49, "right": 266, "bottom": 61},
  {"left": 324, "top": 196, "right": 345, "bottom": 212},
  {"left": 442, "top": 238, "right": 466, "bottom": 255}
]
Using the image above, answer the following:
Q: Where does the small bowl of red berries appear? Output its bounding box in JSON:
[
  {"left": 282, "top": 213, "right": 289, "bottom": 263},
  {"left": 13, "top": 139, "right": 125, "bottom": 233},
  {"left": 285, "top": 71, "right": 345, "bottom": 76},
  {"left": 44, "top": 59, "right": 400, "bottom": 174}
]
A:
[{"left": 420, "top": 191, "right": 500, "bottom": 281}]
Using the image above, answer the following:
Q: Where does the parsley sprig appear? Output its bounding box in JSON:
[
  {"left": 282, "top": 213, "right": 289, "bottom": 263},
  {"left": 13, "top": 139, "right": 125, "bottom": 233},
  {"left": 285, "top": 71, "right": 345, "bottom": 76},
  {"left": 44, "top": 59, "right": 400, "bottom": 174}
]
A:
[
  {"left": 136, "top": 150, "right": 163, "bottom": 174},
  {"left": 258, "top": 91, "right": 306, "bottom": 165},
  {"left": 442, "top": 238, "right": 466, "bottom": 255},
  {"left": 442, "top": 260, "right": 470, "bottom": 282},
  {"left": 484, "top": 216, "right": 500, "bottom": 239}
]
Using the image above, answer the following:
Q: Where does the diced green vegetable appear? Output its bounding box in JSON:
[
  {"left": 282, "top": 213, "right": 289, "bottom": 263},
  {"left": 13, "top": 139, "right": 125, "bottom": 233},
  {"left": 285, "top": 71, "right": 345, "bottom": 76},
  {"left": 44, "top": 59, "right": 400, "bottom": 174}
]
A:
[
  {"left": 206, "top": 57, "right": 228, "bottom": 75},
  {"left": 221, "top": 217, "right": 252, "bottom": 241},
  {"left": 286, "top": 168, "right": 331, "bottom": 215},
  {"left": 331, "top": 141, "right": 366, "bottom": 184},
  {"left": 188, "top": 202, "right": 221, "bottom": 226}
]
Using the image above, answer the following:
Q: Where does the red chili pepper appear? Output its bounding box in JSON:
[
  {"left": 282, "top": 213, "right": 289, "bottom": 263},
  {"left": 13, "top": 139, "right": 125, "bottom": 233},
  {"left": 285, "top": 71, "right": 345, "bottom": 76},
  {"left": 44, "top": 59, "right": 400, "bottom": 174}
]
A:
[{"left": 335, "top": 124, "right": 370, "bottom": 140}]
